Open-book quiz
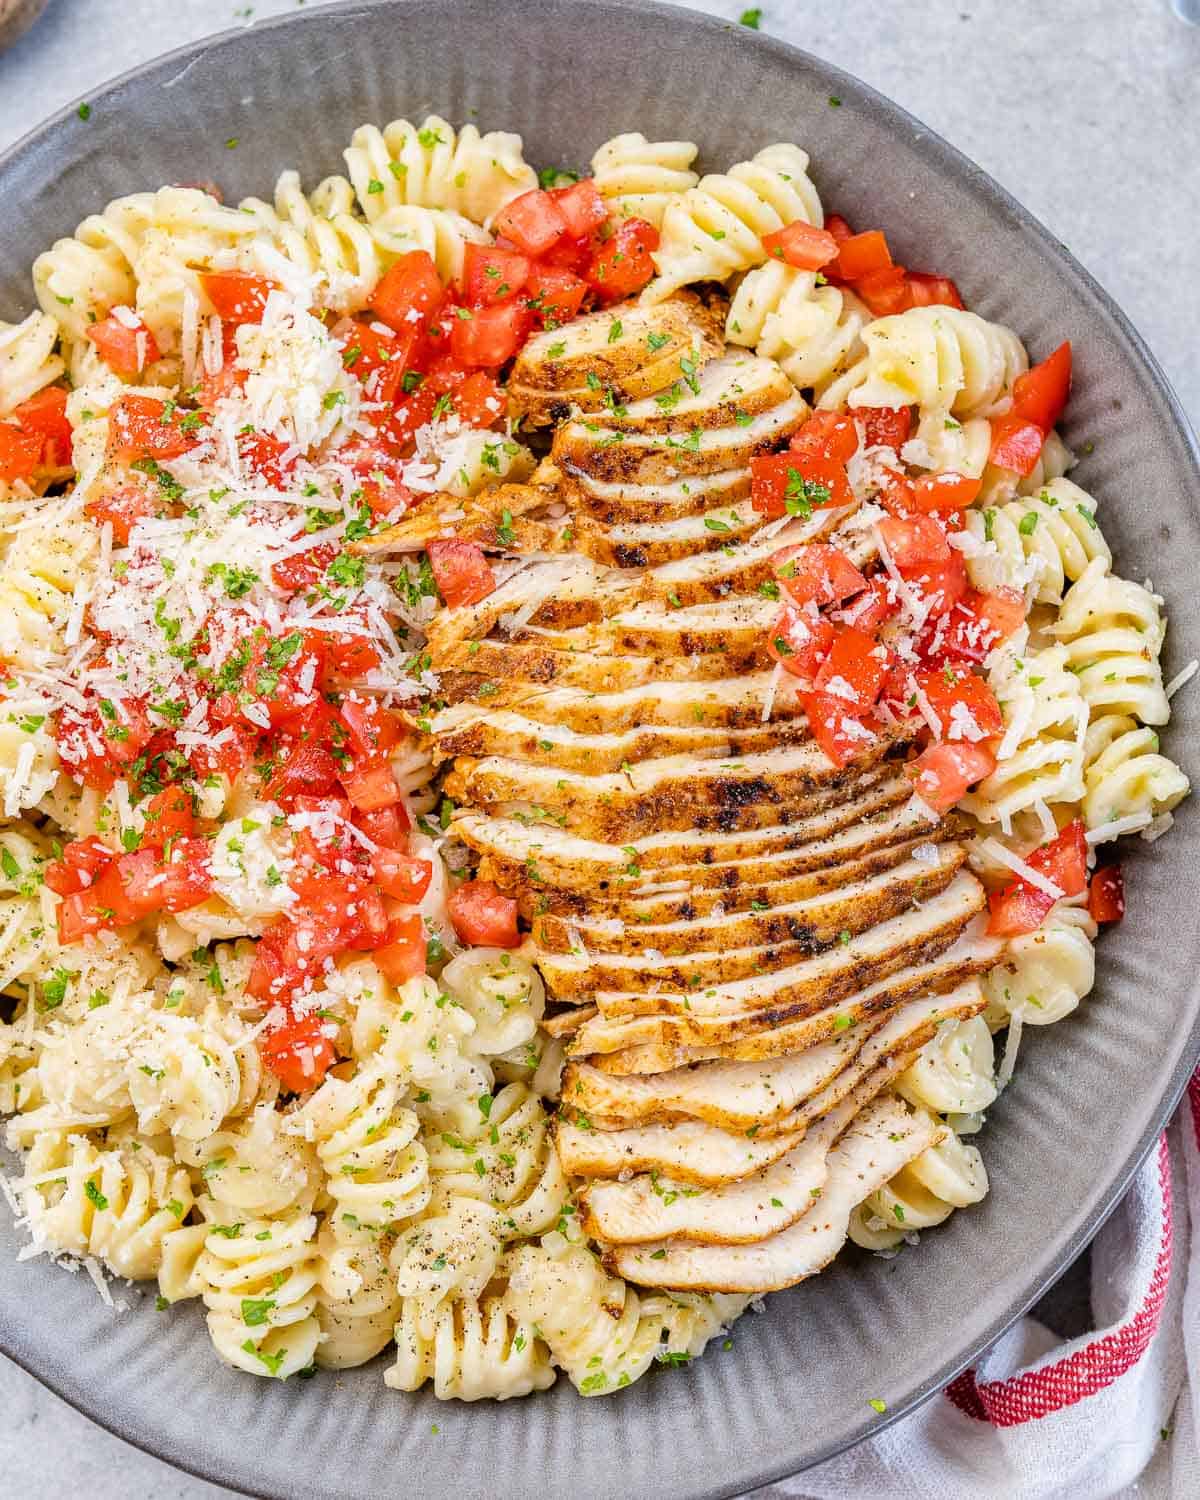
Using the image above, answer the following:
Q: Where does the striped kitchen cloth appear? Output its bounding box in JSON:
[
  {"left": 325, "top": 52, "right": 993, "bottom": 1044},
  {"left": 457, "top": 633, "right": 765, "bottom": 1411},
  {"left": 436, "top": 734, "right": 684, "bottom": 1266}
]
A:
[{"left": 761, "top": 1071, "right": 1200, "bottom": 1500}]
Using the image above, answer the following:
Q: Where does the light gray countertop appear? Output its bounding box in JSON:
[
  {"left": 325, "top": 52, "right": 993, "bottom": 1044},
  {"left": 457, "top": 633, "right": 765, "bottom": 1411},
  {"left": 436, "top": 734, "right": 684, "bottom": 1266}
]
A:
[{"left": 0, "top": 1, "right": 1197, "bottom": 1496}]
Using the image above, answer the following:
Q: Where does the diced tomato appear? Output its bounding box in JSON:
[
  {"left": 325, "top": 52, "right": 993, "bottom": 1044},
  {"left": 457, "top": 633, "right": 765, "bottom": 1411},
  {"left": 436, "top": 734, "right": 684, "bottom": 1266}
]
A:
[
  {"left": 0, "top": 422, "right": 44, "bottom": 483},
  {"left": 541, "top": 232, "right": 594, "bottom": 275},
  {"left": 200, "top": 271, "right": 279, "bottom": 324},
  {"left": 337, "top": 439, "right": 416, "bottom": 517},
  {"left": 196, "top": 327, "right": 242, "bottom": 409},
  {"left": 1012, "top": 341, "right": 1072, "bottom": 432},
  {"left": 372, "top": 913, "right": 428, "bottom": 984},
  {"left": 353, "top": 802, "right": 411, "bottom": 848},
  {"left": 914, "top": 665, "right": 1003, "bottom": 741},
  {"left": 986, "top": 819, "right": 1088, "bottom": 937},
  {"left": 833, "top": 573, "right": 897, "bottom": 632},
  {"left": 248, "top": 912, "right": 348, "bottom": 1001},
  {"left": 824, "top": 213, "right": 853, "bottom": 246},
  {"left": 340, "top": 760, "right": 401, "bottom": 812},
  {"left": 188, "top": 721, "right": 259, "bottom": 783},
  {"left": 523, "top": 264, "right": 588, "bottom": 327},
  {"left": 85, "top": 313, "right": 161, "bottom": 378},
  {"left": 449, "top": 301, "right": 531, "bottom": 368},
  {"left": 332, "top": 317, "right": 410, "bottom": 406},
  {"left": 494, "top": 190, "right": 568, "bottom": 257},
  {"left": 873, "top": 465, "right": 916, "bottom": 518},
  {"left": 814, "top": 626, "right": 889, "bottom": 710},
  {"left": 338, "top": 697, "right": 405, "bottom": 763},
  {"left": 766, "top": 609, "right": 834, "bottom": 683},
  {"left": 324, "top": 631, "right": 382, "bottom": 681},
  {"left": 156, "top": 836, "right": 214, "bottom": 912},
  {"left": 372, "top": 848, "right": 433, "bottom": 903},
  {"left": 13, "top": 386, "right": 73, "bottom": 467},
  {"left": 214, "top": 630, "right": 327, "bottom": 730},
  {"left": 56, "top": 888, "right": 107, "bottom": 943},
  {"left": 84, "top": 479, "right": 159, "bottom": 546},
  {"left": 585, "top": 218, "right": 659, "bottom": 303},
  {"left": 772, "top": 542, "right": 867, "bottom": 609},
  {"left": 462, "top": 243, "right": 531, "bottom": 308},
  {"left": 453, "top": 370, "right": 507, "bottom": 428},
  {"left": 239, "top": 429, "right": 295, "bottom": 486},
  {"left": 54, "top": 696, "right": 155, "bottom": 790},
  {"left": 856, "top": 405, "right": 911, "bottom": 451},
  {"left": 263, "top": 735, "right": 342, "bottom": 805},
  {"left": 905, "top": 272, "right": 964, "bottom": 310},
  {"left": 906, "top": 469, "right": 983, "bottom": 514},
  {"left": 830, "top": 229, "right": 892, "bottom": 283},
  {"left": 788, "top": 411, "right": 859, "bottom": 464},
  {"left": 378, "top": 379, "right": 439, "bottom": 452},
  {"left": 427, "top": 539, "right": 495, "bottom": 608},
  {"left": 938, "top": 587, "right": 1026, "bottom": 663},
  {"left": 801, "top": 690, "right": 877, "bottom": 770},
  {"left": 909, "top": 740, "right": 997, "bottom": 813},
  {"left": 855, "top": 264, "right": 912, "bottom": 316},
  {"left": 878, "top": 513, "right": 950, "bottom": 568},
  {"left": 750, "top": 452, "right": 853, "bottom": 519},
  {"left": 906, "top": 552, "right": 968, "bottom": 617},
  {"left": 260, "top": 1010, "right": 337, "bottom": 1093},
  {"left": 139, "top": 786, "right": 195, "bottom": 848},
  {"left": 448, "top": 879, "right": 520, "bottom": 948},
  {"left": 761, "top": 219, "right": 839, "bottom": 271},
  {"left": 369, "top": 252, "right": 446, "bottom": 335},
  {"left": 106, "top": 395, "right": 200, "bottom": 462},
  {"left": 1088, "top": 865, "right": 1125, "bottom": 925},
  {"left": 44, "top": 836, "right": 113, "bottom": 896},
  {"left": 989, "top": 414, "right": 1045, "bottom": 476},
  {"left": 88, "top": 848, "right": 165, "bottom": 926},
  {"left": 548, "top": 179, "right": 608, "bottom": 239},
  {"left": 271, "top": 541, "right": 337, "bottom": 593}
]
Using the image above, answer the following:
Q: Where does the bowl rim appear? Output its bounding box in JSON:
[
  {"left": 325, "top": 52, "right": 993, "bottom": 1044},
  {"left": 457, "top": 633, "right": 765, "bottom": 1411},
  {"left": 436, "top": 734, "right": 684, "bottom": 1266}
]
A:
[{"left": 1, "top": 2, "right": 1198, "bottom": 1495}]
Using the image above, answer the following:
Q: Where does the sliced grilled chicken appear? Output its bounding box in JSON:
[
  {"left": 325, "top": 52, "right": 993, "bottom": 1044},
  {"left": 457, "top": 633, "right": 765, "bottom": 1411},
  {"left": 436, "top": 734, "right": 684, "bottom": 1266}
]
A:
[
  {"left": 507, "top": 296, "right": 722, "bottom": 425},
  {"left": 579, "top": 1105, "right": 846, "bottom": 1246},
  {"left": 557, "top": 1041, "right": 919, "bottom": 1186},
  {"left": 543, "top": 871, "right": 983, "bottom": 1007},
  {"left": 564, "top": 985, "right": 984, "bottom": 1131},
  {"left": 534, "top": 846, "right": 964, "bottom": 957},
  {"left": 550, "top": 465, "right": 753, "bottom": 525},
  {"left": 445, "top": 735, "right": 904, "bottom": 843},
  {"left": 453, "top": 775, "right": 930, "bottom": 895},
  {"left": 603, "top": 1096, "right": 939, "bottom": 1291},
  {"left": 551, "top": 388, "right": 808, "bottom": 484},
  {"left": 430, "top": 669, "right": 805, "bottom": 735},
  {"left": 568, "top": 921, "right": 1000, "bottom": 1060}
]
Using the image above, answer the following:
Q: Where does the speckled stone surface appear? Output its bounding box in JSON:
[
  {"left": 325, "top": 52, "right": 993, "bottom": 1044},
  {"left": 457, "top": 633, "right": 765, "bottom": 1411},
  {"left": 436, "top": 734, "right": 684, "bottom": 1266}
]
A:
[{"left": 0, "top": 2, "right": 1196, "bottom": 1496}]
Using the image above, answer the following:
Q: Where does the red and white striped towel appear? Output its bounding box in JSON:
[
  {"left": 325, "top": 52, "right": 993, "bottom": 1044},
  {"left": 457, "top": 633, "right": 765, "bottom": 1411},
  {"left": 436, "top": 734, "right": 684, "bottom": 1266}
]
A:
[{"left": 764, "top": 1071, "right": 1200, "bottom": 1500}]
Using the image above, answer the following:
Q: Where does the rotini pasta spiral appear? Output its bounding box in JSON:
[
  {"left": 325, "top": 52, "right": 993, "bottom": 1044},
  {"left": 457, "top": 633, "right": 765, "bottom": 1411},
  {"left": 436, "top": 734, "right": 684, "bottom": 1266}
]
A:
[
  {"left": 589, "top": 133, "right": 700, "bottom": 227},
  {"left": 895, "top": 1016, "right": 998, "bottom": 1116},
  {"left": 963, "top": 479, "right": 1110, "bottom": 604},
  {"left": 370, "top": 206, "right": 492, "bottom": 287},
  {"left": 344, "top": 116, "right": 536, "bottom": 226},
  {"left": 390, "top": 1195, "right": 507, "bottom": 1337},
  {"left": 1081, "top": 714, "right": 1189, "bottom": 833},
  {"left": 19, "top": 1129, "right": 196, "bottom": 1280},
  {"left": 315, "top": 1231, "right": 400, "bottom": 1368},
  {"left": 177, "top": 1102, "right": 321, "bottom": 1220},
  {"left": 441, "top": 948, "right": 545, "bottom": 1060},
  {"left": 33, "top": 193, "right": 154, "bottom": 341},
  {"left": 504, "top": 1239, "right": 747, "bottom": 1395},
  {"left": 849, "top": 305, "right": 1028, "bottom": 418},
  {"left": 0, "top": 706, "right": 59, "bottom": 819},
  {"left": 423, "top": 1081, "right": 566, "bottom": 1237},
  {"left": 960, "top": 633, "right": 1088, "bottom": 827},
  {"left": 727, "top": 265, "right": 868, "bottom": 400},
  {"left": 983, "top": 899, "right": 1097, "bottom": 1027},
  {"left": 295, "top": 1067, "right": 431, "bottom": 1242},
  {"left": 197, "top": 1210, "right": 323, "bottom": 1379},
  {"left": 386, "top": 1285, "right": 555, "bottom": 1400},
  {"left": 0, "top": 312, "right": 63, "bottom": 416},
  {"left": 848, "top": 1124, "right": 988, "bottom": 1251},
  {"left": 125, "top": 1006, "right": 263, "bottom": 1142},
  {"left": 0, "top": 500, "right": 100, "bottom": 670},
  {"left": 644, "top": 143, "right": 823, "bottom": 302},
  {"left": 1050, "top": 558, "right": 1170, "bottom": 725},
  {"left": 978, "top": 428, "right": 1076, "bottom": 506}
]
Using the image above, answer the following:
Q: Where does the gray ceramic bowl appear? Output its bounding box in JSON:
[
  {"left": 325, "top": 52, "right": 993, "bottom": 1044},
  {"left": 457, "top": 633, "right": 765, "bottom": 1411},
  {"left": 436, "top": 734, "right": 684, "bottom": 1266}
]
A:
[{"left": 1, "top": 3, "right": 1199, "bottom": 1497}]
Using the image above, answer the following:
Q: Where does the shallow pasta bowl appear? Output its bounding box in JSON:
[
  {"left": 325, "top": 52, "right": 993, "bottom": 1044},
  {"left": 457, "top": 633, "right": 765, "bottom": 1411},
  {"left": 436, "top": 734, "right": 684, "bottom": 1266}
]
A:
[{"left": 1, "top": 1, "right": 1199, "bottom": 1496}]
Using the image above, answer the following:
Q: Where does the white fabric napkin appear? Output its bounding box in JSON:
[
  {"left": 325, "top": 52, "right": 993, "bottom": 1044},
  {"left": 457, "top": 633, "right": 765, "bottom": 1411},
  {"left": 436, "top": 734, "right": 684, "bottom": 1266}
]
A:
[{"left": 760, "top": 1071, "right": 1200, "bottom": 1500}]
